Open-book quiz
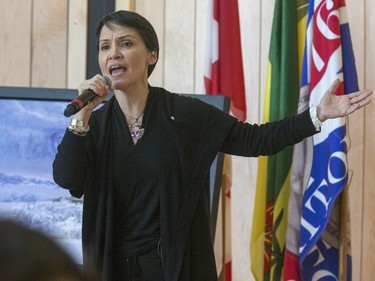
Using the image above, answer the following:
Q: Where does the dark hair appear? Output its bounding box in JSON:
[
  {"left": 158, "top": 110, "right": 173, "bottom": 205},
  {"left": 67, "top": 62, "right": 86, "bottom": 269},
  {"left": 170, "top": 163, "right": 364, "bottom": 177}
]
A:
[
  {"left": 0, "top": 219, "right": 96, "bottom": 281},
  {"left": 96, "top": 10, "right": 159, "bottom": 77}
]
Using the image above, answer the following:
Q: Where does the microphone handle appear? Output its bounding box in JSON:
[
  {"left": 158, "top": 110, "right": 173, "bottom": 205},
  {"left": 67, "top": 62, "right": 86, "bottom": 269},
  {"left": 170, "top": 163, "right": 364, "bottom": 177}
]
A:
[
  {"left": 64, "top": 76, "right": 112, "bottom": 117},
  {"left": 63, "top": 89, "right": 95, "bottom": 117}
]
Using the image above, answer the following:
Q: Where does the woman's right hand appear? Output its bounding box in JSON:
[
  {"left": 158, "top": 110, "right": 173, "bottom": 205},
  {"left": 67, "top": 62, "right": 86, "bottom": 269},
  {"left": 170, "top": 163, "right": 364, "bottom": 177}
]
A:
[
  {"left": 74, "top": 75, "right": 111, "bottom": 124},
  {"left": 78, "top": 74, "right": 111, "bottom": 111}
]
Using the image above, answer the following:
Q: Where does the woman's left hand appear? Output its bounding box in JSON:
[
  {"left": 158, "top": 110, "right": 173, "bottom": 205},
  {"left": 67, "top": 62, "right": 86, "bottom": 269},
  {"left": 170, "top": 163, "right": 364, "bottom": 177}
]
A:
[{"left": 317, "top": 79, "right": 373, "bottom": 122}]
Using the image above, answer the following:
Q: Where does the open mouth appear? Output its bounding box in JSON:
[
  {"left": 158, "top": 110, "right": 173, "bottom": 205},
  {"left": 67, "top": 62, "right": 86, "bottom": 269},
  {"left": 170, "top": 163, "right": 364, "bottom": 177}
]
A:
[{"left": 109, "top": 65, "right": 127, "bottom": 75}]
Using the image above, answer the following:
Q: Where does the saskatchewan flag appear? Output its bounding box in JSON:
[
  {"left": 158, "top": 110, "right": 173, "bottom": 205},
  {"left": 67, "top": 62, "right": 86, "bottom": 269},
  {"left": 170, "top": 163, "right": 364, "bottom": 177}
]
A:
[{"left": 250, "top": 0, "right": 308, "bottom": 280}]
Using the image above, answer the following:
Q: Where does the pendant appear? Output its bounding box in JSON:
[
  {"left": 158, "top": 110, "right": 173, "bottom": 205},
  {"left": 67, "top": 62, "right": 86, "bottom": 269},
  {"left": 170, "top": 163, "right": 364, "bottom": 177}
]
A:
[{"left": 131, "top": 128, "right": 145, "bottom": 140}]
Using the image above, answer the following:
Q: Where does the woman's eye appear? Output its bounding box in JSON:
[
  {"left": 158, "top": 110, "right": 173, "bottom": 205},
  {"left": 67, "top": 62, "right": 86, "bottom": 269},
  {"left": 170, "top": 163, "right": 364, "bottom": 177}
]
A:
[
  {"left": 122, "top": 41, "right": 133, "bottom": 47},
  {"left": 100, "top": 44, "right": 109, "bottom": 51}
]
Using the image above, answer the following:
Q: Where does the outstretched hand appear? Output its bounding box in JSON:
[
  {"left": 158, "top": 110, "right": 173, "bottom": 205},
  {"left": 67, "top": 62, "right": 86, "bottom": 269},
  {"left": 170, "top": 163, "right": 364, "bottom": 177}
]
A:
[{"left": 317, "top": 79, "right": 373, "bottom": 122}]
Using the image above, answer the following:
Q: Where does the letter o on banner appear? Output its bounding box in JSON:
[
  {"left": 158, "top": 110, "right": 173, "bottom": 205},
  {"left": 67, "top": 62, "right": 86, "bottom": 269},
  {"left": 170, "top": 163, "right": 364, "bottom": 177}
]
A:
[{"left": 327, "top": 151, "right": 347, "bottom": 184}]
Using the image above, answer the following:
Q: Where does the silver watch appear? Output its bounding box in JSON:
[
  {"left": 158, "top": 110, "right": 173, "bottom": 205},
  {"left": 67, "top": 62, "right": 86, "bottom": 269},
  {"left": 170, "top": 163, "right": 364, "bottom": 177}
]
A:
[{"left": 68, "top": 119, "right": 90, "bottom": 136}]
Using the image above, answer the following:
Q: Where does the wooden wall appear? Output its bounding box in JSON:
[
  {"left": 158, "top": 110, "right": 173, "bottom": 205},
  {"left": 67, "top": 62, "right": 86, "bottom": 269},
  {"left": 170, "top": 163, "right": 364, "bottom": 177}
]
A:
[{"left": 0, "top": 0, "right": 373, "bottom": 280}]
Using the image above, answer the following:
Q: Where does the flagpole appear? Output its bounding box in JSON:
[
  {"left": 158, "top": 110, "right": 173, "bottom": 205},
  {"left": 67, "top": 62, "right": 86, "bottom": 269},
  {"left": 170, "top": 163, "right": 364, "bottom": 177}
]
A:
[{"left": 339, "top": 185, "right": 349, "bottom": 281}]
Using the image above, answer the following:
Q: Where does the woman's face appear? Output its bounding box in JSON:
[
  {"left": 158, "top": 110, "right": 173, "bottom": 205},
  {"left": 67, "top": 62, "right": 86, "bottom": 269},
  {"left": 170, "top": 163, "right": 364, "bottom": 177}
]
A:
[{"left": 98, "top": 24, "right": 156, "bottom": 90}]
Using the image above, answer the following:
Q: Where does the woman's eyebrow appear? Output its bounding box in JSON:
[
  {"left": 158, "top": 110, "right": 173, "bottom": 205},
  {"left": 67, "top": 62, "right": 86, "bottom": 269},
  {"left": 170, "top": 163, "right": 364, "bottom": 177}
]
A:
[{"left": 99, "top": 34, "right": 136, "bottom": 43}]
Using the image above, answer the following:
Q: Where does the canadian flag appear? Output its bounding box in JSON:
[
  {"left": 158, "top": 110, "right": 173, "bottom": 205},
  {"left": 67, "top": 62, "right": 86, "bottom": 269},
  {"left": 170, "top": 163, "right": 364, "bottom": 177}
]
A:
[
  {"left": 204, "top": 0, "right": 246, "bottom": 122},
  {"left": 204, "top": 0, "right": 246, "bottom": 280}
]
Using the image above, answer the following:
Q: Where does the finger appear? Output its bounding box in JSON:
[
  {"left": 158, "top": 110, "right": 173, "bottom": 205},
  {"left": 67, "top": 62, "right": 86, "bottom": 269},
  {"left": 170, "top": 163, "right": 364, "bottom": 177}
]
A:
[
  {"left": 347, "top": 96, "right": 372, "bottom": 115},
  {"left": 329, "top": 78, "right": 341, "bottom": 94},
  {"left": 358, "top": 89, "right": 373, "bottom": 100},
  {"left": 349, "top": 89, "right": 373, "bottom": 104},
  {"left": 96, "top": 76, "right": 111, "bottom": 96},
  {"left": 357, "top": 95, "right": 372, "bottom": 107},
  {"left": 89, "top": 78, "right": 108, "bottom": 97}
]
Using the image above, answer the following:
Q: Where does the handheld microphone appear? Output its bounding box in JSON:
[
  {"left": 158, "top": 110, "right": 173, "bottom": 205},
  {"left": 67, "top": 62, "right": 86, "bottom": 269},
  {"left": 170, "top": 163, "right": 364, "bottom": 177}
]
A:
[{"left": 64, "top": 76, "right": 112, "bottom": 117}]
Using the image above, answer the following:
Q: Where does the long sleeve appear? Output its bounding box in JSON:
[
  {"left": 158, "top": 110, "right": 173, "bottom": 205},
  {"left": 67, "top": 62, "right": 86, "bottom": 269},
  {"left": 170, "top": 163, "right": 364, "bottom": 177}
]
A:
[
  {"left": 220, "top": 109, "right": 317, "bottom": 157},
  {"left": 52, "top": 129, "right": 91, "bottom": 197}
]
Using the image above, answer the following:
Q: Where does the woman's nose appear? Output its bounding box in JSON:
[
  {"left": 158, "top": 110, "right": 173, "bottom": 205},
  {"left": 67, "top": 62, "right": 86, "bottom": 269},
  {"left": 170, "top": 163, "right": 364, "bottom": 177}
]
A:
[{"left": 109, "top": 45, "right": 122, "bottom": 59}]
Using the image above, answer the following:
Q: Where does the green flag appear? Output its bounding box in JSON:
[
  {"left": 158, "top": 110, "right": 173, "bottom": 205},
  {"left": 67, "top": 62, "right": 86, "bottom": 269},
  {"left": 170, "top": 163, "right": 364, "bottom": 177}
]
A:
[{"left": 250, "top": 0, "right": 307, "bottom": 280}]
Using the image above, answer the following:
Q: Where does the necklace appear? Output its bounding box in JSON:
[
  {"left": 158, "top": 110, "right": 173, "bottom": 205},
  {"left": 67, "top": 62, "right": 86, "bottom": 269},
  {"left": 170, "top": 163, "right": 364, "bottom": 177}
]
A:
[
  {"left": 127, "top": 118, "right": 142, "bottom": 129},
  {"left": 124, "top": 107, "right": 145, "bottom": 141},
  {"left": 124, "top": 109, "right": 144, "bottom": 126}
]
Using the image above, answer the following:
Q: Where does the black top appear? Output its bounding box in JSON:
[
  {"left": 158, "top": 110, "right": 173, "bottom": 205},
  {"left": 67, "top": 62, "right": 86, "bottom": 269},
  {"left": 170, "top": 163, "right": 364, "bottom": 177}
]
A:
[
  {"left": 112, "top": 92, "right": 160, "bottom": 257},
  {"left": 53, "top": 86, "right": 317, "bottom": 281}
]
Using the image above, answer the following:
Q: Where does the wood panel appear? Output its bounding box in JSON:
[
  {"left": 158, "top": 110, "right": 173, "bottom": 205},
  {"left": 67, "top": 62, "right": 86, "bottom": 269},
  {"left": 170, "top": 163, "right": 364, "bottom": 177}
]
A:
[
  {"left": 194, "top": 0, "right": 208, "bottom": 94},
  {"left": 231, "top": 0, "right": 262, "bottom": 279},
  {"left": 345, "top": 0, "right": 366, "bottom": 279},
  {"left": 116, "top": 0, "right": 134, "bottom": 11},
  {"left": 259, "top": 0, "right": 275, "bottom": 119},
  {"left": 67, "top": 0, "right": 88, "bottom": 89},
  {"left": 31, "top": 0, "right": 69, "bottom": 88},
  {"left": 362, "top": 0, "right": 375, "bottom": 279},
  {"left": 163, "top": 0, "right": 195, "bottom": 93},
  {"left": 0, "top": 0, "right": 32, "bottom": 86},
  {"left": 135, "top": 0, "right": 165, "bottom": 86}
]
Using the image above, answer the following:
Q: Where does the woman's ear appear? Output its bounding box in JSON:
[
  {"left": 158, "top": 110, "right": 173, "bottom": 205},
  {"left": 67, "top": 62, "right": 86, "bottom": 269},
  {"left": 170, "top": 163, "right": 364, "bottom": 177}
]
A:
[{"left": 149, "top": 51, "right": 157, "bottom": 65}]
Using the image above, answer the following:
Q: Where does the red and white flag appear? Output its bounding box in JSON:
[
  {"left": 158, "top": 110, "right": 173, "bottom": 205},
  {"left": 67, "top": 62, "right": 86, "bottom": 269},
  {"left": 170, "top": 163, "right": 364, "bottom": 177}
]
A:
[
  {"left": 204, "top": 0, "right": 246, "bottom": 280},
  {"left": 204, "top": 0, "right": 246, "bottom": 122}
]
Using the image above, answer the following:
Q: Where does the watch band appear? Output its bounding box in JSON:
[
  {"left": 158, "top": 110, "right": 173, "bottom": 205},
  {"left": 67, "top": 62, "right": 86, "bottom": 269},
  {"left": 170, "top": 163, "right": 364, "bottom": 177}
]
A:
[
  {"left": 309, "top": 105, "right": 323, "bottom": 131},
  {"left": 68, "top": 119, "right": 90, "bottom": 136}
]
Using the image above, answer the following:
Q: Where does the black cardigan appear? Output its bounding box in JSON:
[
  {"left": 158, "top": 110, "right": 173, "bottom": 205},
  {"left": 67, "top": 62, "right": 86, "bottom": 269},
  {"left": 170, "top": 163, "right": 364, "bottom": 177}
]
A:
[{"left": 53, "top": 86, "right": 316, "bottom": 281}]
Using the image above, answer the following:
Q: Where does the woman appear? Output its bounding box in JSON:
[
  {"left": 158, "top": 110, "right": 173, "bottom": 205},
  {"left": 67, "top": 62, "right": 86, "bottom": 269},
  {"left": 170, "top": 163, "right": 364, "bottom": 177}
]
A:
[{"left": 53, "top": 10, "right": 372, "bottom": 281}]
